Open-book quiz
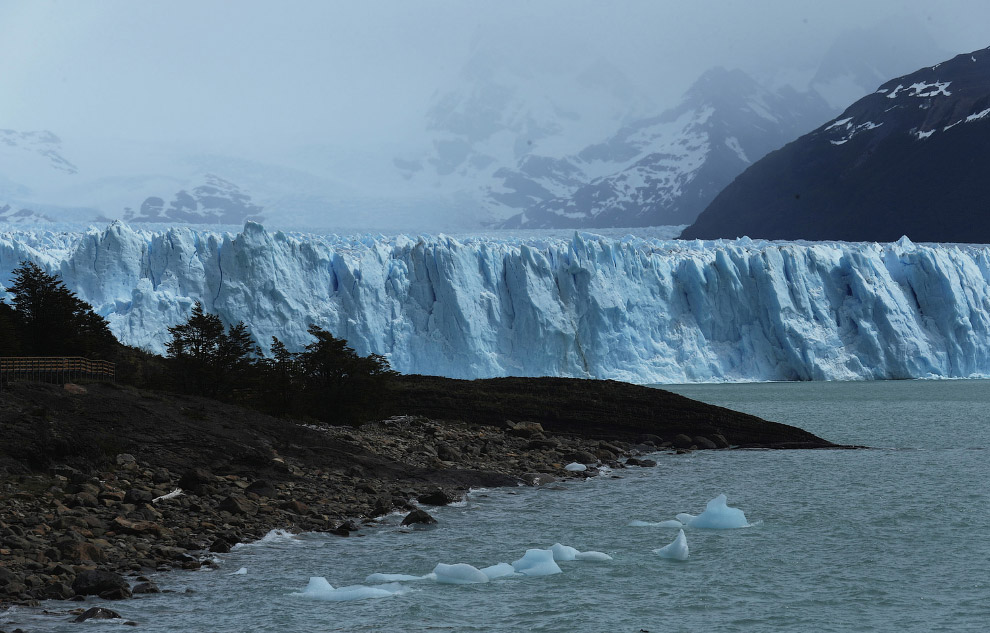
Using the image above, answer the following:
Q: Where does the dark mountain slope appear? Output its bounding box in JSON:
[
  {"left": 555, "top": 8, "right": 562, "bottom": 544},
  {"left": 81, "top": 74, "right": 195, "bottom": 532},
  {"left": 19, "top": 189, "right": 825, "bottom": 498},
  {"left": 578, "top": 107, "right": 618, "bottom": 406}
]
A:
[{"left": 682, "top": 47, "right": 990, "bottom": 243}]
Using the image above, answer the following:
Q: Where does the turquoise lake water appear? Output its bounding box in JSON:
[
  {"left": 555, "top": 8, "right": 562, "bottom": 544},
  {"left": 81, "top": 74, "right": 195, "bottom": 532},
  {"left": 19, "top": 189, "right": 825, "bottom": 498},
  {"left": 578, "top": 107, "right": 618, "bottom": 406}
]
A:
[{"left": 4, "top": 379, "right": 990, "bottom": 632}]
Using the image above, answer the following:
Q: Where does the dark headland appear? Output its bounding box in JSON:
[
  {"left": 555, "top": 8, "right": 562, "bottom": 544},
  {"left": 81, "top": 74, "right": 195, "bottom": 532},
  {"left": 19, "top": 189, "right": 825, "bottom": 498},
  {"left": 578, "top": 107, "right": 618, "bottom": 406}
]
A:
[{"left": 0, "top": 374, "right": 836, "bottom": 608}]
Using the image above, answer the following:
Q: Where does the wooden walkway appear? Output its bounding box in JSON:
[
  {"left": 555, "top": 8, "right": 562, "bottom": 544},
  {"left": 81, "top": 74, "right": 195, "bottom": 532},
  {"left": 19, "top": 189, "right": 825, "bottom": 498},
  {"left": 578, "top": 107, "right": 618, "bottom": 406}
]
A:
[{"left": 0, "top": 356, "right": 116, "bottom": 386}]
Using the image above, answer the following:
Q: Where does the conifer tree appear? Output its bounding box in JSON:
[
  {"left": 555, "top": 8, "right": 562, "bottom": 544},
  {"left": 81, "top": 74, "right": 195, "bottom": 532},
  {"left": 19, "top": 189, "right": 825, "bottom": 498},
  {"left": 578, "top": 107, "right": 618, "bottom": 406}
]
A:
[
  {"left": 6, "top": 261, "right": 114, "bottom": 357},
  {"left": 166, "top": 302, "right": 259, "bottom": 397},
  {"left": 297, "top": 325, "right": 394, "bottom": 423}
]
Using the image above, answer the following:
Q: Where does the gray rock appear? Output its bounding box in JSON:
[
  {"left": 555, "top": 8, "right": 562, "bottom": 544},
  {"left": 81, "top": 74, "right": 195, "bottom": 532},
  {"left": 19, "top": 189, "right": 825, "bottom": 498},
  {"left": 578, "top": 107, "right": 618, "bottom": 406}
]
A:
[
  {"left": 522, "top": 472, "right": 557, "bottom": 486},
  {"left": 400, "top": 509, "right": 437, "bottom": 526},
  {"left": 132, "top": 581, "right": 161, "bottom": 594},
  {"left": 245, "top": 479, "right": 277, "bottom": 498},
  {"left": 692, "top": 436, "right": 718, "bottom": 450},
  {"left": 71, "top": 570, "right": 131, "bottom": 598},
  {"left": 417, "top": 488, "right": 457, "bottom": 506},
  {"left": 436, "top": 444, "right": 462, "bottom": 461},
  {"left": 219, "top": 495, "right": 257, "bottom": 516},
  {"left": 672, "top": 434, "right": 695, "bottom": 449},
  {"left": 73, "top": 606, "right": 122, "bottom": 622},
  {"left": 123, "top": 488, "right": 154, "bottom": 504},
  {"left": 177, "top": 468, "right": 214, "bottom": 495}
]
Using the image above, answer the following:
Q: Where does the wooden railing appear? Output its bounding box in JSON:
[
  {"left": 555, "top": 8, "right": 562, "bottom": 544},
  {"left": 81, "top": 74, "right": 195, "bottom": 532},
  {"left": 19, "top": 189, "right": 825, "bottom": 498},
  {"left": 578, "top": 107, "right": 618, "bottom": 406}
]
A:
[{"left": 0, "top": 356, "right": 116, "bottom": 385}]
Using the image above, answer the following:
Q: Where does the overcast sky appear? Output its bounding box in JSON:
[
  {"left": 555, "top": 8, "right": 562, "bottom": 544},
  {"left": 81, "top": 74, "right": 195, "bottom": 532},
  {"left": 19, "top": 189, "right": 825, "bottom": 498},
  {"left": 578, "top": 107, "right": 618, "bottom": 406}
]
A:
[{"left": 1, "top": 0, "right": 988, "bottom": 154}]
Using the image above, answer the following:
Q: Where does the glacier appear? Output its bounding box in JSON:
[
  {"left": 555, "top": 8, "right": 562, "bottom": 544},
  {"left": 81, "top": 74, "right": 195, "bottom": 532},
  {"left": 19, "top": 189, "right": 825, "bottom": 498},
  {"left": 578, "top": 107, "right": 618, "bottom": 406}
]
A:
[{"left": 3, "top": 221, "right": 990, "bottom": 383}]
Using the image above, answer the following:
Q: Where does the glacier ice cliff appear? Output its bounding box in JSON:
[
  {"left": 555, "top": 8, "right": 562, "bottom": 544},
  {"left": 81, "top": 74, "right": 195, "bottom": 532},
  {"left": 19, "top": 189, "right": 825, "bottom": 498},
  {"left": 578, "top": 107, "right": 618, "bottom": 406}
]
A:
[{"left": 3, "top": 222, "right": 990, "bottom": 383}]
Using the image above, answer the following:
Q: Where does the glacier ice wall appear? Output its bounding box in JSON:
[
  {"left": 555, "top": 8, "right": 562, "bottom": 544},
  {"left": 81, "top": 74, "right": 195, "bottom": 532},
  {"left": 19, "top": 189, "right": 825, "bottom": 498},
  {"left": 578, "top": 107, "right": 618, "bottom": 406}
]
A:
[{"left": 3, "top": 221, "right": 990, "bottom": 383}]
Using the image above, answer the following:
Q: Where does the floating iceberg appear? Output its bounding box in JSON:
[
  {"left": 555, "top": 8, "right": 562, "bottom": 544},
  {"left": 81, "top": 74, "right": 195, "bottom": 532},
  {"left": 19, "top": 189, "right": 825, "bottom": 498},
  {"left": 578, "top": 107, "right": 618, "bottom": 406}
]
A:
[
  {"left": 677, "top": 494, "right": 750, "bottom": 529},
  {"left": 293, "top": 577, "right": 402, "bottom": 601},
  {"left": 654, "top": 529, "right": 689, "bottom": 560},
  {"left": 575, "top": 551, "right": 613, "bottom": 561},
  {"left": 479, "top": 563, "right": 517, "bottom": 580},
  {"left": 364, "top": 572, "right": 432, "bottom": 583},
  {"left": 511, "top": 549, "right": 562, "bottom": 576},
  {"left": 548, "top": 543, "right": 613, "bottom": 561},
  {"left": 432, "top": 563, "right": 490, "bottom": 585},
  {"left": 627, "top": 519, "right": 685, "bottom": 528}
]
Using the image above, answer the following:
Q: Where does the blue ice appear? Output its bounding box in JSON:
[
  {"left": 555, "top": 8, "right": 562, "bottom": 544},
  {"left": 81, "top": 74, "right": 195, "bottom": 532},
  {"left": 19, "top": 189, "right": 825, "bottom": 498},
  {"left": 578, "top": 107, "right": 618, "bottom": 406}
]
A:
[
  {"left": 293, "top": 577, "right": 403, "bottom": 601},
  {"left": 677, "top": 494, "right": 750, "bottom": 528},
  {"left": 511, "top": 549, "right": 562, "bottom": 576},
  {"left": 654, "top": 529, "right": 689, "bottom": 560}
]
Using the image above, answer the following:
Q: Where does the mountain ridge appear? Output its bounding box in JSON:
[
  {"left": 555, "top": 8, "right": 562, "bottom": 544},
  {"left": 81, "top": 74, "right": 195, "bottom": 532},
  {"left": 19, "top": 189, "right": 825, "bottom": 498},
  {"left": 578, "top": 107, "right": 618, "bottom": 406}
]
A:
[{"left": 681, "top": 46, "right": 990, "bottom": 242}]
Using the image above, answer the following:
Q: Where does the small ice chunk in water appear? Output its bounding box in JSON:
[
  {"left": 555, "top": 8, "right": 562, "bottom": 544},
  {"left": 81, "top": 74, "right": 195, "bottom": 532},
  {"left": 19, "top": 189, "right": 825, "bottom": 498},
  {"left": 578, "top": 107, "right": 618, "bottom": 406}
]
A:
[
  {"left": 432, "top": 563, "right": 490, "bottom": 584},
  {"left": 575, "top": 550, "right": 612, "bottom": 561},
  {"left": 654, "top": 529, "right": 689, "bottom": 560},
  {"left": 227, "top": 567, "right": 248, "bottom": 575},
  {"left": 682, "top": 494, "right": 750, "bottom": 529},
  {"left": 300, "top": 576, "right": 335, "bottom": 595},
  {"left": 549, "top": 543, "right": 580, "bottom": 561},
  {"left": 365, "top": 573, "right": 430, "bottom": 583},
  {"left": 479, "top": 563, "right": 517, "bottom": 579},
  {"left": 511, "top": 549, "right": 562, "bottom": 576},
  {"left": 548, "top": 543, "right": 613, "bottom": 561},
  {"left": 564, "top": 462, "right": 587, "bottom": 472},
  {"left": 627, "top": 519, "right": 684, "bottom": 528},
  {"left": 294, "top": 577, "right": 403, "bottom": 601}
]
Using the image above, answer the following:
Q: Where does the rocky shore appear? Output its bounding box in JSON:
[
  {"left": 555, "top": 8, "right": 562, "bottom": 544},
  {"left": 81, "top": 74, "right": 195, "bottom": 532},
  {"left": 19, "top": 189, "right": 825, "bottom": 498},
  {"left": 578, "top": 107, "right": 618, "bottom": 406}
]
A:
[{"left": 0, "top": 378, "right": 836, "bottom": 611}]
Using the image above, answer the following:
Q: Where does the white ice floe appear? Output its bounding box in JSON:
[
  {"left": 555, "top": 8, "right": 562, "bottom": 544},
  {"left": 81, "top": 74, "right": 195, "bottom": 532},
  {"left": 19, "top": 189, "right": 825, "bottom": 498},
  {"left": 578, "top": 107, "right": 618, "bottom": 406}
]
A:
[
  {"left": 479, "top": 563, "right": 517, "bottom": 579},
  {"left": 293, "top": 577, "right": 403, "bottom": 601},
  {"left": 511, "top": 549, "right": 562, "bottom": 576},
  {"left": 548, "top": 543, "right": 612, "bottom": 561},
  {"left": 432, "top": 563, "right": 490, "bottom": 584},
  {"left": 364, "top": 573, "right": 432, "bottom": 583},
  {"left": 676, "top": 494, "right": 750, "bottom": 529},
  {"left": 654, "top": 529, "right": 689, "bottom": 560},
  {"left": 627, "top": 519, "right": 685, "bottom": 528}
]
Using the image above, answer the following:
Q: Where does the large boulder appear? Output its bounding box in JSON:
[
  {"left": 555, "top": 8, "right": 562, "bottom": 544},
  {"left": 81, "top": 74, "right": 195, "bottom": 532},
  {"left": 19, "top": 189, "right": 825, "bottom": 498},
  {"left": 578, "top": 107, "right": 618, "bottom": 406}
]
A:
[
  {"left": 177, "top": 468, "right": 214, "bottom": 495},
  {"left": 401, "top": 509, "right": 438, "bottom": 526},
  {"left": 71, "top": 570, "right": 131, "bottom": 599},
  {"left": 416, "top": 488, "right": 457, "bottom": 506},
  {"left": 692, "top": 436, "right": 718, "bottom": 450}
]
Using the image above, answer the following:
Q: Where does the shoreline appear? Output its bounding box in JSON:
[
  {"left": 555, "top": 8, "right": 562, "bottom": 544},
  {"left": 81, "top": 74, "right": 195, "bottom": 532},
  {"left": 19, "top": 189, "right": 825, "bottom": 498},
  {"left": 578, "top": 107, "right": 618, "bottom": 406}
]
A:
[
  {"left": 0, "top": 411, "right": 644, "bottom": 607},
  {"left": 0, "top": 378, "right": 837, "bottom": 607}
]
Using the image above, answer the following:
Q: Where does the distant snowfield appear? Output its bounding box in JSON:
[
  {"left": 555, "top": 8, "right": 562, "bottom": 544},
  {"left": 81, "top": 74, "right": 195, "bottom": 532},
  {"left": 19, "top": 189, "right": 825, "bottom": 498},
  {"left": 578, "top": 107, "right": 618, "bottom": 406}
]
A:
[{"left": 2, "top": 221, "right": 990, "bottom": 384}]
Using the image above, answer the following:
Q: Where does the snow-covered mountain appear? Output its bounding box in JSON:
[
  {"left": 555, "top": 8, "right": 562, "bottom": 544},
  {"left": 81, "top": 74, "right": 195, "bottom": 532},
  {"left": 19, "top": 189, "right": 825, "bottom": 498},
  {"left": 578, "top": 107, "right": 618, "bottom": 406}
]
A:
[
  {"left": 123, "top": 174, "right": 264, "bottom": 224},
  {"left": 683, "top": 46, "right": 990, "bottom": 243},
  {"left": 400, "top": 60, "right": 832, "bottom": 230},
  {"left": 500, "top": 68, "right": 832, "bottom": 228},
  {"left": 0, "top": 204, "right": 55, "bottom": 225},
  {"left": 393, "top": 31, "right": 658, "bottom": 226},
  {"left": 3, "top": 222, "right": 990, "bottom": 383}
]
